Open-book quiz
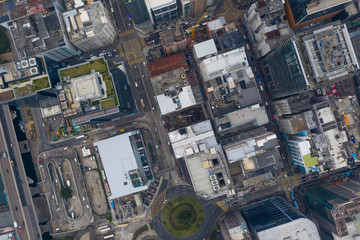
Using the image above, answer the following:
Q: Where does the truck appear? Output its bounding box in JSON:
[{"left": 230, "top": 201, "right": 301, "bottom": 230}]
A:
[
  {"left": 3, "top": 152, "right": 7, "bottom": 158},
  {"left": 110, "top": 200, "right": 115, "bottom": 208}
]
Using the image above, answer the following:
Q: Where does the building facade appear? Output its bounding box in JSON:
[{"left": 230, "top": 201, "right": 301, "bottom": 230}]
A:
[
  {"left": 123, "top": 0, "right": 150, "bottom": 24},
  {"left": 241, "top": 196, "right": 320, "bottom": 240},
  {"left": 301, "top": 178, "right": 360, "bottom": 239},
  {"left": 57, "top": 1, "right": 116, "bottom": 52},
  {"left": 146, "top": 0, "right": 178, "bottom": 25}
]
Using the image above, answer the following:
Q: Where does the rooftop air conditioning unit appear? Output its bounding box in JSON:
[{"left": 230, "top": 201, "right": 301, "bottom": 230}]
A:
[
  {"left": 213, "top": 185, "right": 220, "bottom": 191},
  {"left": 210, "top": 175, "right": 217, "bottom": 180},
  {"left": 211, "top": 180, "right": 219, "bottom": 185}
]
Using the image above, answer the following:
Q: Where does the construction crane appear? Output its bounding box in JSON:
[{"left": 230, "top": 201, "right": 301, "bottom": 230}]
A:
[{"left": 187, "top": 12, "right": 208, "bottom": 39}]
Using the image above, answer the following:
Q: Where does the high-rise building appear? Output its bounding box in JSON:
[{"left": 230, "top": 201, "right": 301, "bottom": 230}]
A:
[
  {"left": 261, "top": 39, "right": 309, "bottom": 99},
  {"left": 272, "top": 92, "right": 313, "bottom": 117},
  {"left": 6, "top": 11, "right": 81, "bottom": 61},
  {"left": 179, "top": 0, "right": 191, "bottom": 19},
  {"left": 241, "top": 196, "right": 320, "bottom": 240},
  {"left": 301, "top": 179, "right": 360, "bottom": 240},
  {"left": 193, "top": 0, "right": 208, "bottom": 17},
  {"left": 123, "top": 0, "right": 150, "bottom": 24},
  {"left": 284, "top": 0, "right": 353, "bottom": 29},
  {"left": 56, "top": 1, "right": 116, "bottom": 52},
  {"left": 145, "top": 0, "right": 178, "bottom": 26},
  {"left": 159, "top": 26, "right": 187, "bottom": 55}
]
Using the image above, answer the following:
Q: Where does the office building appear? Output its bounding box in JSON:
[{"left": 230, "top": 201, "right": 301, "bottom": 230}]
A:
[
  {"left": 215, "top": 104, "right": 269, "bottom": 133},
  {"left": 279, "top": 111, "right": 317, "bottom": 134},
  {"left": 123, "top": 0, "right": 150, "bottom": 24},
  {"left": 206, "top": 17, "right": 244, "bottom": 51},
  {"left": 179, "top": 0, "right": 191, "bottom": 19},
  {"left": 222, "top": 211, "right": 252, "bottom": 240},
  {"left": 285, "top": 0, "right": 353, "bottom": 29},
  {"left": 261, "top": 39, "right": 309, "bottom": 99},
  {"left": 302, "top": 22, "right": 358, "bottom": 83},
  {"left": 244, "top": 0, "right": 293, "bottom": 58},
  {"left": 222, "top": 130, "right": 283, "bottom": 190},
  {"left": 6, "top": 11, "right": 80, "bottom": 61},
  {"left": 241, "top": 196, "right": 320, "bottom": 240},
  {"left": 301, "top": 178, "right": 360, "bottom": 239},
  {"left": 159, "top": 26, "right": 187, "bottom": 55},
  {"left": 57, "top": 1, "right": 116, "bottom": 52},
  {"left": 56, "top": 58, "right": 131, "bottom": 124},
  {"left": 168, "top": 120, "right": 234, "bottom": 199},
  {"left": 272, "top": 92, "right": 313, "bottom": 117},
  {"left": 287, "top": 135, "right": 320, "bottom": 173},
  {"left": 94, "top": 131, "right": 153, "bottom": 200},
  {"left": 0, "top": 57, "right": 52, "bottom": 104},
  {"left": 145, "top": 0, "right": 178, "bottom": 25}
]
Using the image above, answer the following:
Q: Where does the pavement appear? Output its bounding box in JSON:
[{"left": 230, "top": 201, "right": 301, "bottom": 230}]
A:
[
  {"left": 0, "top": 105, "right": 42, "bottom": 240},
  {"left": 152, "top": 185, "right": 223, "bottom": 240}
]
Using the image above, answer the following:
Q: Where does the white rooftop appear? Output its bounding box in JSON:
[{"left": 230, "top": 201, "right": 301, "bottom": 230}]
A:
[
  {"left": 200, "top": 47, "right": 248, "bottom": 81},
  {"left": 324, "top": 128, "right": 348, "bottom": 169},
  {"left": 71, "top": 73, "right": 102, "bottom": 101},
  {"left": 207, "top": 17, "right": 226, "bottom": 32},
  {"left": 168, "top": 120, "right": 218, "bottom": 159},
  {"left": 146, "top": 0, "right": 176, "bottom": 9},
  {"left": 216, "top": 104, "right": 269, "bottom": 131},
  {"left": 94, "top": 133, "right": 148, "bottom": 200},
  {"left": 156, "top": 85, "right": 196, "bottom": 115},
  {"left": 317, "top": 107, "right": 336, "bottom": 125},
  {"left": 257, "top": 218, "right": 320, "bottom": 240},
  {"left": 193, "top": 39, "right": 218, "bottom": 59}
]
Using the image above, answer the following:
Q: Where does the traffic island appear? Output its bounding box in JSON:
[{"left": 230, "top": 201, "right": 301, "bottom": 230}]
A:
[{"left": 161, "top": 195, "right": 204, "bottom": 238}]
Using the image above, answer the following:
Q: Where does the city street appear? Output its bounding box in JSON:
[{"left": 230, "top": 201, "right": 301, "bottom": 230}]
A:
[{"left": 0, "top": 105, "right": 42, "bottom": 240}]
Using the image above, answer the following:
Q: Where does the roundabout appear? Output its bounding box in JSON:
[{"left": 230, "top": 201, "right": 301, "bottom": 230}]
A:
[
  {"left": 162, "top": 195, "right": 204, "bottom": 238},
  {"left": 152, "top": 185, "right": 224, "bottom": 240}
]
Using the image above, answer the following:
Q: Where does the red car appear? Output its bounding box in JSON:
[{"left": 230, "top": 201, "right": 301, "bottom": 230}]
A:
[{"left": 18, "top": 226, "right": 22, "bottom": 233}]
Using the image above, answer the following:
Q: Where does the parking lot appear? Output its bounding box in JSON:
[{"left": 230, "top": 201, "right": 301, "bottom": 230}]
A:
[
  {"left": 75, "top": 145, "right": 108, "bottom": 216},
  {"left": 38, "top": 147, "right": 93, "bottom": 234}
]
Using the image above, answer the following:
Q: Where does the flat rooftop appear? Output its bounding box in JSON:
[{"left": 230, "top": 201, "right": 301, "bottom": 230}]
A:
[
  {"left": 94, "top": 133, "right": 148, "bottom": 200},
  {"left": 148, "top": 53, "right": 189, "bottom": 77},
  {"left": 152, "top": 67, "right": 198, "bottom": 115},
  {"left": 9, "top": 12, "right": 65, "bottom": 59},
  {"left": 71, "top": 73, "right": 102, "bottom": 101},
  {"left": 146, "top": 0, "right": 176, "bottom": 10},
  {"left": 168, "top": 120, "right": 218, "bottom": 159},
  {"left": 207, "top": 17, "right": 226, "bottom": 32},
  {"left": 302, "top": 23, "right": 358, "bottom": 82},
  {"left": 216, "top": 104, "right": 269, "bottom": 132},
  {"left": 57, "top": 58, "right": 119, "bottom": 119},
  {"left": 200, "top": 47, "right": 248, "bottom": 81},
  {"left": 193, "top": 39, "right": 218, "bottom": 59},
  {"left": 63, "top": 1, "right": 110, "bottom": 41}
]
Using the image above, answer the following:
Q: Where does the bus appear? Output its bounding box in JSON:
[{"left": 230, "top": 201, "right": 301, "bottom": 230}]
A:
[
  {"left": 104, "top": 234, "right": 114, "bottom": 239},
  {"left": 100, "top": 227, "right": 111, "bottom": 233},
  {"left": 98, "top": 225, "right": 108, "bottom": 231},
  {"left": 101, "top": 170, "right": 106, "bottom": 180},
  {"left": 75, "top": 135, "right": 86, "bottom": 139}
]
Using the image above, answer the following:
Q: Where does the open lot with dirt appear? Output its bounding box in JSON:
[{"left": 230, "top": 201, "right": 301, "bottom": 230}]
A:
[{"left": 84, "top": 170, "right": 107, "bottom": 216}]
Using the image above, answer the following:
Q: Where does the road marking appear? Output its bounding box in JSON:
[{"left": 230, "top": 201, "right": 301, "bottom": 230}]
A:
[
  {"left": 216, "top": 201, "right": 229, "bottom": 212},
  {"left": 151, "top": 189, "right": 167, "bottom": 218}
]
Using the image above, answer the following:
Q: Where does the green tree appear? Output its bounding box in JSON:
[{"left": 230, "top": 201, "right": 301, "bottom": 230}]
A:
[{"left": 60, "top": 187, "right": 72, "bottom": 200}]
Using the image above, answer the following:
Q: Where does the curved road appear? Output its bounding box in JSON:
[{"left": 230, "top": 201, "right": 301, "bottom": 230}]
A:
[{"left": 152, "top": 185, "right": 223, "bottom": 240}]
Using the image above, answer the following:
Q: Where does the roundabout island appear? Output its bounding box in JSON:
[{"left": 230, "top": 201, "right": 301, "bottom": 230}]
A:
[{"left": 161, "top": 195, "right": 204, "bottom": 238}]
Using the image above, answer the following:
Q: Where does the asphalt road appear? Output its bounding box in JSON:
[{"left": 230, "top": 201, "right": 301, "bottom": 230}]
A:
[
  {"left": 152, "top": 185, "right": 223, "bottom": 240},
  {"left": 0, "top": 105, "right": 41, "bottom": 240}
]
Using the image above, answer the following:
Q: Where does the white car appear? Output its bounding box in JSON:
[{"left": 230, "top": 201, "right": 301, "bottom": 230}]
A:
[{"left": 155, "top": 145, "right": 158, "bottom": 149}]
